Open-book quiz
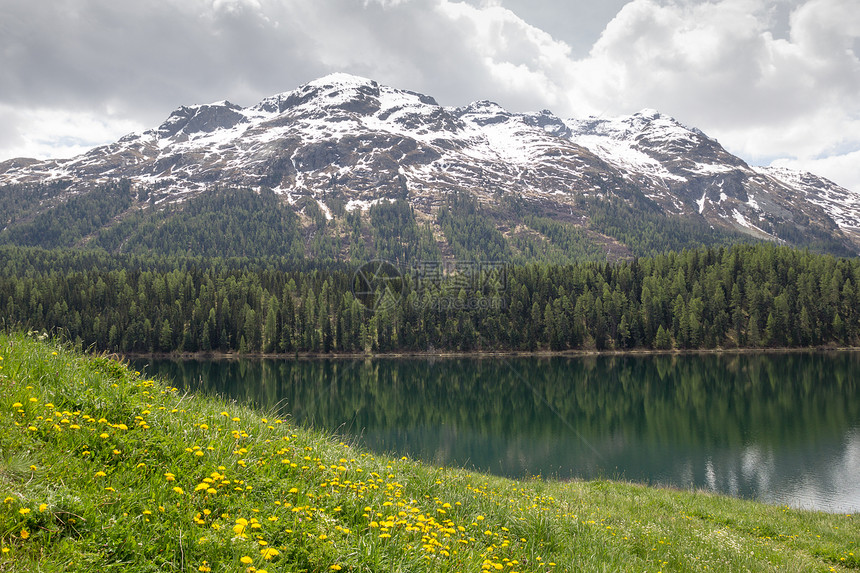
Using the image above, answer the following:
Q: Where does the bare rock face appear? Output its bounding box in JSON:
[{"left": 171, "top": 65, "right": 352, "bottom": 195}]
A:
[{"left": 1, "top": 73, "right": 858, "bottom": 254}]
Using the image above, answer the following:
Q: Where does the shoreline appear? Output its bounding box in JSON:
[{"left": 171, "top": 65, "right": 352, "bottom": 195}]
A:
[{"left": 118, "top": 344, "right": 860, "bottom": 361}]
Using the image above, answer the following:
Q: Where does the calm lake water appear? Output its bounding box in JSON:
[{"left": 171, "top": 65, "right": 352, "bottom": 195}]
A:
[{"left": 132, "top": 352, "right": 860, "bottom": 513}]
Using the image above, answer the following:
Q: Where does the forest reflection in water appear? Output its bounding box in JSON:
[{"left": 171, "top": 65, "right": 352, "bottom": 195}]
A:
[{"left": 133, "top": 352, "right": 860, "bottom": 513}]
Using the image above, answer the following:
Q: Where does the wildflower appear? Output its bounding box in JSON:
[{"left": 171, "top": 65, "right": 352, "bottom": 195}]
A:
[
  {"left": 198, "top": 562, "right": 212, "bottom": 572},
  {"left": 240, "top": 556, "right": 253, "bottom": 565},
  {"left": 94, "top": 471, "right": 106, "bottom": 477},
  {"left": 18, "top": 508, "right": 31, "bottom": 515},
  {"left": 39, "top": 504, "right": 47, "bottom": 512},
  {"left": 233, "top": 518, "right": 249, "bottom": 535},
  {"left": 260, "top": 547, "right": 280, "bottom": 560},
  {"left": 173, "top": 487, "right": 184, "bottom": 495},
  {"left": 331, "top": 566, "right": 343, "bottom": 571},
  {"left": 20, "top": 529, "right": 29, "bottom": 540}
]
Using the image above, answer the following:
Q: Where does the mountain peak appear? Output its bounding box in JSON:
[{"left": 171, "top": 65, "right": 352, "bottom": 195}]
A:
[
  {"left": 307, "top": 72, "right": 378, "bottom": 89},
  {"left": 1, "top": 74, "right": 856, "bottom": 255}
]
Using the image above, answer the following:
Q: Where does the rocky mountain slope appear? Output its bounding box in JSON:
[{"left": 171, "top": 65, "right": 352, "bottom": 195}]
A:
[{"left": 1, "top": 73, "right": 858, "bottom": 257}]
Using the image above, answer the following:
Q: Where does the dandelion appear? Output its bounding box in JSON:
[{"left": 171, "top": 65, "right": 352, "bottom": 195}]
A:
[
  {"left": 198, "top": 562, "right": 212, "bottom": 572},
  {"left": 20, "top": 529, "right": 29, "bottom": 540},
  {"left": 18, "top": 508, "right": 31, "bottom": 515},
  {"left": 39, "top": 504, "right": 48, "bottom": 512},
  {"left": 240, "top": 556, "right": 253, "bottom": 565},
  {"left": 233, "top": 518, "right": 249, "bottom": 535},
  {"left": 94, "top": 471, "right": 106, "bottom": 477},
  {"left": 260, "top": 547, "right": 280, "bottom": 560},
  {"left": 172, "top": 487, "right": 184, "bottom": 495}
]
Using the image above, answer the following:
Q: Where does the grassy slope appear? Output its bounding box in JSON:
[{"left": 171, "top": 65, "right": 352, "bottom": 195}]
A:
[{"left": 0, "top": 333, "right": 856, "bottom": 573}]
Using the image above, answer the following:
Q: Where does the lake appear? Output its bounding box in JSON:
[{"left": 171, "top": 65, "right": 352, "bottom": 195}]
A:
[{"left": 132, "top": 352, "right": 860, "bottom": 513}]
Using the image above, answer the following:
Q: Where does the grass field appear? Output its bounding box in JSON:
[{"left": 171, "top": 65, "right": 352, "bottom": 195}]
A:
[{"left": 0, "top": 331, "right": 856, "bottom": 572}]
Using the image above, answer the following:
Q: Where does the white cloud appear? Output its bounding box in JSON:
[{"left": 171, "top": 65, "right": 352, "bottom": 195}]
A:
[{"left": 0, "top": 104, "right": 144, "bottom": 161}]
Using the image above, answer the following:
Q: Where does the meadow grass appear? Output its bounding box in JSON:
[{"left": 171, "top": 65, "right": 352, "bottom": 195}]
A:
[{"left": 0, "top": 331, "right": 856, "bottom": 572}]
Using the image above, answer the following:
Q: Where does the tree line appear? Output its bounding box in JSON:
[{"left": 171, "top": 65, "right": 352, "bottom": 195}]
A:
[{"left": 2, "top": 242, "right": 858, "bottom": 353}]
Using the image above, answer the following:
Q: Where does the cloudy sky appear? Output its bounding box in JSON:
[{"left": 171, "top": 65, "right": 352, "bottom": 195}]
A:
[{"left": 1, "top": 0, "right": 858, "bottom": 190}]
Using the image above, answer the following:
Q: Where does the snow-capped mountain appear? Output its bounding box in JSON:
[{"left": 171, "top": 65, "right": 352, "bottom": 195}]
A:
[{"left": 1, "top": 73, "right": 858, "bottom": 254}]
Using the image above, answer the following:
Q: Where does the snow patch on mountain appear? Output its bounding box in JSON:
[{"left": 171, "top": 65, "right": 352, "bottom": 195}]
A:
[
  {"left": 0, "top": 73, "right": 856, "bottom": 253},
  {"left": 756, "top": 166, "right": 860, "bottom": 230}
]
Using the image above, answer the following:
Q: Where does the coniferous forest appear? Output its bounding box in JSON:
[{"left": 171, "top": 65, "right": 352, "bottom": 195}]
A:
[
  {"left": 1, "top": 242, "right": 858, "bottom": 354},
  {"left": 2, "top": 183, "right": 859, "bottom": 354}
]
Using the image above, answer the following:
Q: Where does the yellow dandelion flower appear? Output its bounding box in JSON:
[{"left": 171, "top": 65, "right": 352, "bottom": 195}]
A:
[
  {"left": 260, "top": 547, "right": 280, "bottom": 560},
  {"left": 38, "top": 504, "right": 48, "bottom": 512},
  {"left": 172, "top": 487, "right": 184, "bottom": 495},
  {"left": 18, "top": 508, "right": 31, "bottom": 515},
  {"left": 240, "top": 556, "right": 253, "bottom": 565},
  {"left": 20, "top": 529, "right": 29, "bottom": 540},
  {"left": 94, "top": 471, "right": 106, "bottom": 477},
  {"left": 331, "top": 565, "right": 343, "bottom": 571}
]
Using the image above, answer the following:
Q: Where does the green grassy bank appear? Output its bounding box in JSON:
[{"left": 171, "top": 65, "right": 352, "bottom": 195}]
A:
[{"left": 0, "top": 332, "right": 856, "bottom": 572}]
